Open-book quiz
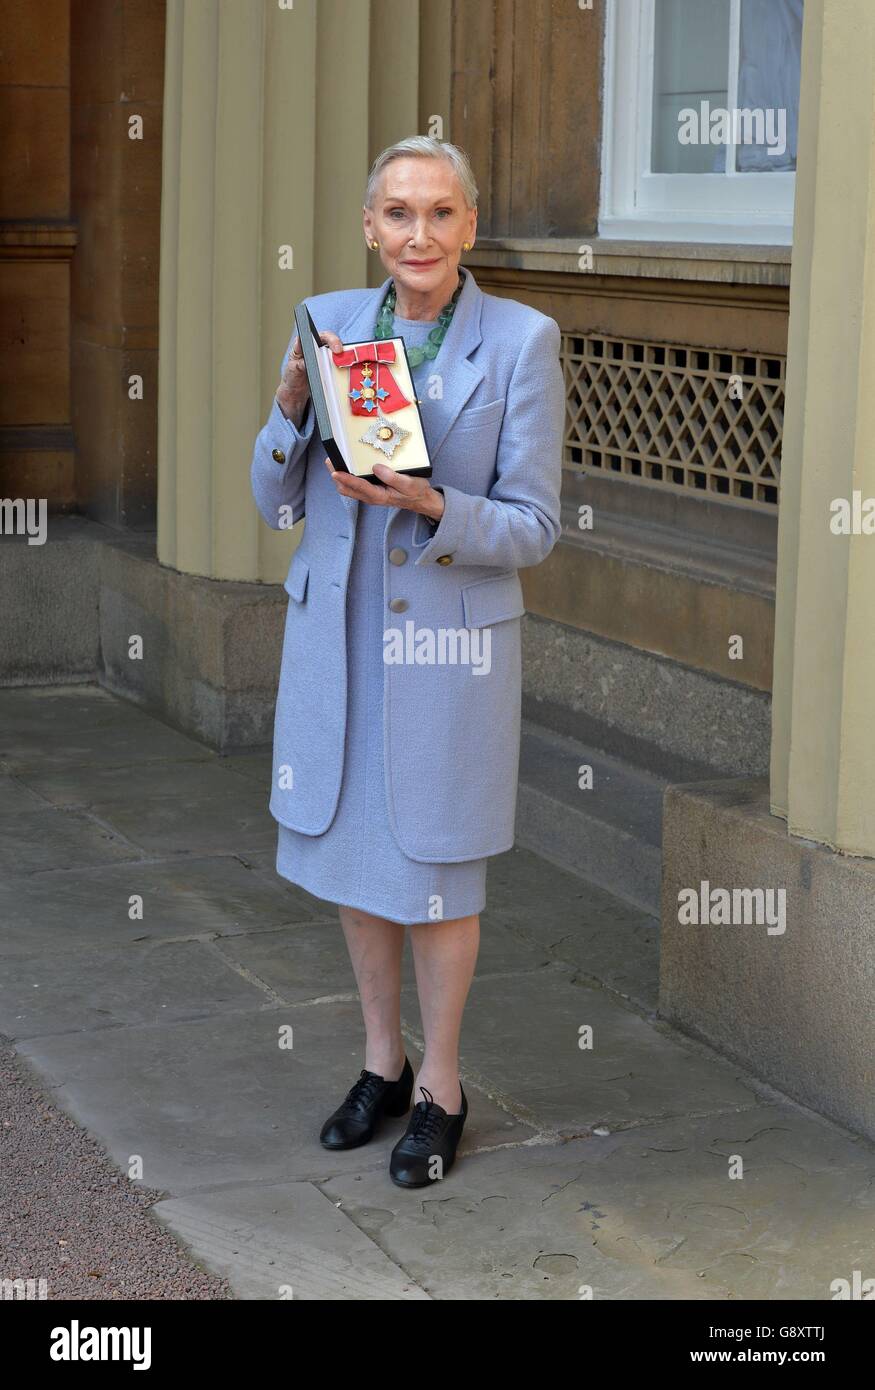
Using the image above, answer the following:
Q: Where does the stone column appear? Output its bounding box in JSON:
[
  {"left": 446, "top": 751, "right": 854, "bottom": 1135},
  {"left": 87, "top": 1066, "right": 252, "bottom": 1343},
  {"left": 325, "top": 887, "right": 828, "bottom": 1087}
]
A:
[
  {"left": 770, "top": 0, "right": 875, "bottom": 856},
  {"left": 157, "top": 0, "right": 449, "bottom": 583},
  {"left": 158, "top": 0, "right": 371, "bottom": 583}
]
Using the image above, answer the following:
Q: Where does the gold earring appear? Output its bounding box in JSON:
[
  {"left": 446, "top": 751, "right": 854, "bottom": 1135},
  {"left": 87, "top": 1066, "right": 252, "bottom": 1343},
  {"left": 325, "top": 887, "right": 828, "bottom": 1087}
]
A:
[
  {"left": 370, "top": 239, "right": 379, "bottom": 250},
  {"left": 462, "top": 241, "right": 471, "bottom": 251}
]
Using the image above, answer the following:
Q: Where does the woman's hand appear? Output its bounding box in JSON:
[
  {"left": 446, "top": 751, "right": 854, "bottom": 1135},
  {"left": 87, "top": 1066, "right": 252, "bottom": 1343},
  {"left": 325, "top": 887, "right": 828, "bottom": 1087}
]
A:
[
  {"left": 275, "top": 330, "right": 344, "bottom": 427},
  {"left": 325, "top": 458, "right": 445, "bottom": 521}
]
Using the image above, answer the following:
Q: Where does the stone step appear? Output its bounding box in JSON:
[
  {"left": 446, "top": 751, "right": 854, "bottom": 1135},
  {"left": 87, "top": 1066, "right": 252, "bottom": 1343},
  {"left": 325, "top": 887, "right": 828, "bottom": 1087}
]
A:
[{"left": 515, "top": 719, "right": 672, "bottom": 914}]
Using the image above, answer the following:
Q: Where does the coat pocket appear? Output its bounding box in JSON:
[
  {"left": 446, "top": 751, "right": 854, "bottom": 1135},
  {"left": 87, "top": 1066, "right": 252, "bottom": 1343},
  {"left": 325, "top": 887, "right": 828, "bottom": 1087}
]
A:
[
  {"left": 452, "top": 398, "right": 506, "bottom": 434},
  {"left": 461, "top": 571, "right": 525, "bottom": 628},
  {"left": 283, "top": 550, "right": 310, "bottom": 603}
]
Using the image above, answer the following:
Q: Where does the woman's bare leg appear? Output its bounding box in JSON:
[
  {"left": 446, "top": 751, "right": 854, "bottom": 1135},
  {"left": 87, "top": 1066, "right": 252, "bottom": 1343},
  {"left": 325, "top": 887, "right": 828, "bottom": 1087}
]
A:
[
  {"left": 338, "top": 905, "right": 406, "bottom": 1081},
  {"left": 408, "top": 914, "right": 480, "bottom": 1114}
]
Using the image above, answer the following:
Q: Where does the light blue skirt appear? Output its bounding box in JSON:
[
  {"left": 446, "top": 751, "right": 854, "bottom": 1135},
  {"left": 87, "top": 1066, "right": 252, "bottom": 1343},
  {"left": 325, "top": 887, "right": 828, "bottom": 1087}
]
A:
[{"left": 276, "top": 504, "right": 488, "bottom": 926}]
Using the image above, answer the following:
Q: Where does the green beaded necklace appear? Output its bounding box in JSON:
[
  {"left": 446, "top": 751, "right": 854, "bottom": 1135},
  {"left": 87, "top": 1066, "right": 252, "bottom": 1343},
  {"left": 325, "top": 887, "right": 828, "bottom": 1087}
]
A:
[{"left": 375, "top": 273, "right": 465, "bottom": 368}]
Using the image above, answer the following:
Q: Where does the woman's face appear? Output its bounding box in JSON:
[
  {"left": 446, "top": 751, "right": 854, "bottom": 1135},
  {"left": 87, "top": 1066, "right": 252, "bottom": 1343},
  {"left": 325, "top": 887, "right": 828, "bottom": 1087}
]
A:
[{"left": 363, "top": 157, "right": 477, "bottom": 301}]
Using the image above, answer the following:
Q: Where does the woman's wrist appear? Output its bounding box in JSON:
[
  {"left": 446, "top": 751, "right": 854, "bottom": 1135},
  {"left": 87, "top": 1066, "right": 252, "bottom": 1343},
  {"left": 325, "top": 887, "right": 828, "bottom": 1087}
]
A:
[
  {"left": 275, "top": 388, "right": 306, "bottom": 428},
  {"left": 422, "top": 486, "right": 445, "bottom": 523}
]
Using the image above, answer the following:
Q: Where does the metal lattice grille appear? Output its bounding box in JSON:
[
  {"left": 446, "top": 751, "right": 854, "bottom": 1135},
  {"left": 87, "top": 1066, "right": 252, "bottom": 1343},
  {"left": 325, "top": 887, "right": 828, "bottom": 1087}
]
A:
[{"left": 562, "top": 334, "right": 784, "bottom": 509}]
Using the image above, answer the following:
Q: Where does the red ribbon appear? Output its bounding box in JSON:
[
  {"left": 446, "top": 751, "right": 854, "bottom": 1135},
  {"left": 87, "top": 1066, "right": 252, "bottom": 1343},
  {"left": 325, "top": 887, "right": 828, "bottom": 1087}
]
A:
[{"left": 331, "top": 341, "right": 410, "bottom": 416}]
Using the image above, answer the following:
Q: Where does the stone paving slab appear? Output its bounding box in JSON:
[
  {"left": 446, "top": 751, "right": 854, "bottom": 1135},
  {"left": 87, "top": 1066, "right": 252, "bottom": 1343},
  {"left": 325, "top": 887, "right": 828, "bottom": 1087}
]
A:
[
  {"left": 0, "top": 685, "right": 213, "bottom": 775},
  {"left": 0, "top": 939, "right": 268, "bottom": 1039},
  {"left": 214, "top": 923, "right": 358, "bottom": 1002},
  {"left": 240, "top": 852, "right": 352, "bottom": 935},
  {"left": 483, "top": 847, "right": 659, "bottom": 1009},
  {"left": 0, "top": 684, "right": 149, "bottom": 734},
  {"left": 215, "top": 750, "right": 273, "bottom": 785},
  {"left": 0, "top": 856, "right": 328, "bottom": 958},
  {"left": 403, "top": 966, "right": 759, "bottom": 1134},
  {"left": 487, "top": 844, "right": 653, "bottom": 934},
  {"left": 322, "top": 1103, "right": 875, "bottom": 1301},
  {"left": 0, "top": 776, "right": 53, "bottom": 815},
  {"left": 85, "top": 788, "right": 277, "bottom": 857},
  {"left": 0, "top": 807, "right": 140, "bottom": 875},
  {"left": 17, "top": 1001, "right": 531, "bottom": 1194},
  {"left": 153, "top": 1181, "right": 431, "bottom": 1300},
  {"left": 15, "top": 756, "right": 261, "bottom": 810},
  {"left": 0, "top": 717, "right": 212, "bottom": 774}
]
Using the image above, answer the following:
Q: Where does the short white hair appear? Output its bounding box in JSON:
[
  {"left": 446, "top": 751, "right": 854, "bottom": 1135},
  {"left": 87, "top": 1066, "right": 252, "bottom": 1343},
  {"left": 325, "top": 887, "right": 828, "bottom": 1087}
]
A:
[{"left": 364, "top": 136, "right": 478, "bottom": 210}]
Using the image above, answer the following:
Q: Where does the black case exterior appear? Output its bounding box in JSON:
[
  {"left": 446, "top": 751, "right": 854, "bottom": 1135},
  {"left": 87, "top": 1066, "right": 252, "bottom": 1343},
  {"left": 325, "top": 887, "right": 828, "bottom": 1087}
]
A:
[{"left": 293, "top": 301, "right": 432, "bottom": 484}]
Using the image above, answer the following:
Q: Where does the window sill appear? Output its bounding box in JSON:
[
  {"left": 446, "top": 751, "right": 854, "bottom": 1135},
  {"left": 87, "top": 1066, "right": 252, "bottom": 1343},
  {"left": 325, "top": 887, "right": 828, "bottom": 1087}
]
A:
[{"left": 466, "top": 237, "right": 791, "bottom": 288}]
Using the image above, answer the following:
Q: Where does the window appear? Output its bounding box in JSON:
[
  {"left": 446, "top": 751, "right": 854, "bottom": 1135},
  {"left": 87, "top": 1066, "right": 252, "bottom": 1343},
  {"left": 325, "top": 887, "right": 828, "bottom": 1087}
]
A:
[{"left": 601, "top": 0, "right": 804, "bottom": 243}]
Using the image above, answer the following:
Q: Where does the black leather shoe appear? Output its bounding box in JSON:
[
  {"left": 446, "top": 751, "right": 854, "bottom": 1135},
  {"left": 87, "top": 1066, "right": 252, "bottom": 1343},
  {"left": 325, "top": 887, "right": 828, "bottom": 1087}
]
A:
[
  {"left": 389, "top": 1085, "right": 468, "bottom": 1188},
  {"left": 319, "top": 1058, "right": 413, "bottom": 1150}
]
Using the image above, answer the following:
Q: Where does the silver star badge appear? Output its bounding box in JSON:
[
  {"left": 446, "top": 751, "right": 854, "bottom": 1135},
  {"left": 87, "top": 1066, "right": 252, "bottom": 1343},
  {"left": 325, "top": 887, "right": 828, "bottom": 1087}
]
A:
[{"left": 359, "top": 409, "right": 410, "bottom": 459}]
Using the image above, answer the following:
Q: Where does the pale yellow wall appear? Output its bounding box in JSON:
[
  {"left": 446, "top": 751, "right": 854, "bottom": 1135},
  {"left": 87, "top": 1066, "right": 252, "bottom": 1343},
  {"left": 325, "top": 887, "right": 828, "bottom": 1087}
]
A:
[
  {"left": 158, "top": 0, "right": 450, "bottom": 584},
  {"left": 771, "top": 0, "right": 875, "bottom": 856}
]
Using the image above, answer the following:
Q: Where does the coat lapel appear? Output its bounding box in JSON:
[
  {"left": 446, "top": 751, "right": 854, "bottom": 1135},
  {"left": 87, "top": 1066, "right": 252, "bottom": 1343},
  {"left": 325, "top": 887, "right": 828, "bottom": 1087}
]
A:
[
  {"left": 337, "top": 278, "right": 390, "bottom": 344},
  {"left": 416, "top": 267, "right": 484, "bottom": 462}
]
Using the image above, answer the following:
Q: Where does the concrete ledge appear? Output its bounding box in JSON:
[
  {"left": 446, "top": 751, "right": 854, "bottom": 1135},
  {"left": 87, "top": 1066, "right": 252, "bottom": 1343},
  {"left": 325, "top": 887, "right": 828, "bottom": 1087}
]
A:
[
  {"left": 522, "top": 529, "right": 775, "bottom": 692},
  {"left": 0, "top": 520, "right": 100, "bottom": 684},
  {"left": 469, "top": 239, "right": 792, "bottom": 288},
  {"left": 98, "top": 537, "right": 284, "bottom": 748},
  {"left": 522, "top": 613, "right": 771, "bottom": 779},
  {"left": 660, "top": 777, "right": 875, "bottom": 1141},
  {"left": 0, "top": 518, "right": 286, "bottom": 750},
  {"left": 516, "top": 720, "right": 664, "bottom": 913}
]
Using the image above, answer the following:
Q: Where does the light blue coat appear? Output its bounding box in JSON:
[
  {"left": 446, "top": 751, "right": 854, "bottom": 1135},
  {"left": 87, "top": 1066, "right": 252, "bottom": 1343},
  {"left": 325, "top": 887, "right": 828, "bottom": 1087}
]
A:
[{"left": 251, "top": 268, "right": 564, "bottom": 862}]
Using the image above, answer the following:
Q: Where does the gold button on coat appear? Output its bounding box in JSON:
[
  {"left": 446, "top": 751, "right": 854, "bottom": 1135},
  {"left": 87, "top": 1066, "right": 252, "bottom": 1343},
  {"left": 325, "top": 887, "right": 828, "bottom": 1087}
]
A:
[
  {"left": 272, "top": 448, "right": 286, "bottom": 464},
  {"left": 436, "top": 554, "right": 453, "bottom": 566},
  {"left": 388, "top": 598, "right": 409, "bottom": 613},
  {"left": 388, "top": 547, "right": 407, "bottom": 566}
]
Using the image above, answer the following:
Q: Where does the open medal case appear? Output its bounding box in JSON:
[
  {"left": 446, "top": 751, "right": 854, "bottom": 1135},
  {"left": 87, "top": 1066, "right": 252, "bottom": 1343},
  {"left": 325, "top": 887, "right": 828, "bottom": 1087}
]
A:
[{"left": 294, "top": 302, "right": 433, "bottom": 484}]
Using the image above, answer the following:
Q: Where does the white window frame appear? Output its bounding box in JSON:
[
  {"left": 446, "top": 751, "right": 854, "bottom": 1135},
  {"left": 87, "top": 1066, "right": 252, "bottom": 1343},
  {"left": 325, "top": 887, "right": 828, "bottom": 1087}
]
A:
[{"left": 600, "top": 0, "right": 796, "bottom": 244}]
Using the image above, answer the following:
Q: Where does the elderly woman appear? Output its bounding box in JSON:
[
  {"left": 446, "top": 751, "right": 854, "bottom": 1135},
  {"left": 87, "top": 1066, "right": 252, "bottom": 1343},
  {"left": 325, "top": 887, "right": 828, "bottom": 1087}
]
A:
[{"left": 251, "top": 136, "right": 564, "bottom": 1188}]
